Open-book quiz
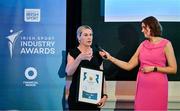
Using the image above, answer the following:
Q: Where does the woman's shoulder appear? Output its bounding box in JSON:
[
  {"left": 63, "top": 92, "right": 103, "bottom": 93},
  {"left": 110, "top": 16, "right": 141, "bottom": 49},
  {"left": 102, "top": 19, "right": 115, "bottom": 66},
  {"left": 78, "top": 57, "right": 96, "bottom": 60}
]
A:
[
  {"left": 69, "top": 47, "right": 80, "bottom": 58},
  {"left": 161, "top": 38, "right": 170, "bottom": 43},
  {"left": 69, "top": 47, "right": 79, "bottom": 52},
  {"left": 158, "top": 38, "right": 170, "bottom": 46},
  {"left": 140, "top": 38, "right": 170, "bottom": 49}
]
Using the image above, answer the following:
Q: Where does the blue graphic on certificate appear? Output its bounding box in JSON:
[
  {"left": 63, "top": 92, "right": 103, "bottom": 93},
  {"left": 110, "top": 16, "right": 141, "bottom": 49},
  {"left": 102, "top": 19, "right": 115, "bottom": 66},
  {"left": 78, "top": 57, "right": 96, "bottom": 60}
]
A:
[{"left": 78, "top": 67, "right": 103, "bottom": 104}]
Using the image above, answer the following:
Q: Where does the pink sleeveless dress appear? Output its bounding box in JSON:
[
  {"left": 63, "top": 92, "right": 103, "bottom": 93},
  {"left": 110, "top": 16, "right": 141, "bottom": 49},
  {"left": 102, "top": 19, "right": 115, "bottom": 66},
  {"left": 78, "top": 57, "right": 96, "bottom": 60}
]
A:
[{"left": 135, "top": 39, "right": 169, "bottom": 111}]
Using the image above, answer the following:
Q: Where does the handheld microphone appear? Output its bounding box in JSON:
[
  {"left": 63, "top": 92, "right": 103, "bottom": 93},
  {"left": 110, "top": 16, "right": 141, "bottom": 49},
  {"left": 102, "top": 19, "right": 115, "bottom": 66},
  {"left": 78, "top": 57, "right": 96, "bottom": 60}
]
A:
[{"left": 95, "top": 44, "right": 107, "bottom": 59}]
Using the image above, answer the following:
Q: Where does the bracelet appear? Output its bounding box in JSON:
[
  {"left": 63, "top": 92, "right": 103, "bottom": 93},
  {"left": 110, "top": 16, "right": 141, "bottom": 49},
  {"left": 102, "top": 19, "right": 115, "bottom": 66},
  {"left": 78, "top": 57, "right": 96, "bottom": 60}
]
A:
[{"left": 103, "top": 94, "right": 108, "bottom": 98}]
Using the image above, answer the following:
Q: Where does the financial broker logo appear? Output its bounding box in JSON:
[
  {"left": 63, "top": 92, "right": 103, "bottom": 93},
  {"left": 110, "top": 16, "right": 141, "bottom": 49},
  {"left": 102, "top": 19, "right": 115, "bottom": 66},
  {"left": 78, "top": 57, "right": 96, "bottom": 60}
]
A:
[
  {"left": 25, "top": 67, "right": 37, "bottom": 80},
  {"left": 23, "top": 67, "right": 38, "bottom": 87}
]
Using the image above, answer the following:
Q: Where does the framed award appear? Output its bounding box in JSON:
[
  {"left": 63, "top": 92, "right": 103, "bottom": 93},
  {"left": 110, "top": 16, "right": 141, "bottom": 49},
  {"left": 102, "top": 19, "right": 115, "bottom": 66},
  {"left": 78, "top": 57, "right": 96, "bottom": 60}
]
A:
[{"left": 78, "top": 67, "right": 103, "bottom": 104}]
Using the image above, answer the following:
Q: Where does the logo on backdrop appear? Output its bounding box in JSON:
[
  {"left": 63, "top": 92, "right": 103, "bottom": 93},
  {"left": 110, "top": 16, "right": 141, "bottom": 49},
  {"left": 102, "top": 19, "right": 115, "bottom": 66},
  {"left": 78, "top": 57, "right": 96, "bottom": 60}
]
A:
[
  {"left": 6, "top": 30, "right": 23, "bottom": 58},
  {"left": 2, "top": 29, "right": 56, "bottom": 58},
  {"left": 25, "top": 67, "right": 37, "bottom": 80},
  {"left": 20, "top": 35, "right": 56, "bottom": 55},
  {"left": 23, "top": 67, "right": 38, "bottom": 87},
  {"left": 24, "top": 8, "right": 41, "bottom": 22}
]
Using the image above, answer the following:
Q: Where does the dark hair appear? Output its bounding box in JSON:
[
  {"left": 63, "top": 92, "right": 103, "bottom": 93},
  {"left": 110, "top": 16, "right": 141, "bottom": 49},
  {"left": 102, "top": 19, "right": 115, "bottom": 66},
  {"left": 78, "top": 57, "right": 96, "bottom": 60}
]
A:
[{"left": 142, "top": 16, "right": 163, "bottom": 36}]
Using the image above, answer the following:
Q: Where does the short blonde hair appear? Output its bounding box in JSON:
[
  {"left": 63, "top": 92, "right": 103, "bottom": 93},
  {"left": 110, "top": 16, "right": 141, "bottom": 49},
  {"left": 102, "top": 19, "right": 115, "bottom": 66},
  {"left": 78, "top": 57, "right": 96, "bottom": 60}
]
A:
[{"left": 76, "top": 25, "right": 93, "bottom": 39}]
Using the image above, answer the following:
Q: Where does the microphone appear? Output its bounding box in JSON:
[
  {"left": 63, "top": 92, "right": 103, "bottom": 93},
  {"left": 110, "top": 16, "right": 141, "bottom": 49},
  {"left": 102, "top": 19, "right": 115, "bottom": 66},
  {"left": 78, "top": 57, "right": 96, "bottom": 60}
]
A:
[{"left": 95, "top": 44, "right": 107, "bottom": 59}]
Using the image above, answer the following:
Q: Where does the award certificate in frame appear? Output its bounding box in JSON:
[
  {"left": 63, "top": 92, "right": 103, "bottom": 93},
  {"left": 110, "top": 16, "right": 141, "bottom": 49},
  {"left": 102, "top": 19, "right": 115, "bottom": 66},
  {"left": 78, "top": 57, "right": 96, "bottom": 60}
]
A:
[{"left": 78, "top": 67, "right": 103, "bottom": 104}]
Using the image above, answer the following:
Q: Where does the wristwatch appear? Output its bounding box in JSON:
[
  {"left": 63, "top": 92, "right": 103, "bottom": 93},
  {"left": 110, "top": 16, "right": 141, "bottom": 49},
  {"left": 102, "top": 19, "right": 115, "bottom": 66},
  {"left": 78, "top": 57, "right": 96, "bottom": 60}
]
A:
[{"left": 153, "top": 66, "right": 157, "bottom": 72}]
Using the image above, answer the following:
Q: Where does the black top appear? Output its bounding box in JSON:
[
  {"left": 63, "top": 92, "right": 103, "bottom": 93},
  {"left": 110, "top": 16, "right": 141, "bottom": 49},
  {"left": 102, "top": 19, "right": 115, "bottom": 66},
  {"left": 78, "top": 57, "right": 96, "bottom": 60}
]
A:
[{"left": 68, "top": 47, "right": 103, "bottom": 110}]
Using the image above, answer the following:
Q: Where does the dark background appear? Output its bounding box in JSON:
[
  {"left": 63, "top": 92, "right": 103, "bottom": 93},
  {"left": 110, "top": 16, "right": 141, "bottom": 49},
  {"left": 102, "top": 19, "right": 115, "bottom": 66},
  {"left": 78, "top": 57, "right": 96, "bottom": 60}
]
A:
[{"left": 67, "top": 0, "right": 180, "bottom": 81}]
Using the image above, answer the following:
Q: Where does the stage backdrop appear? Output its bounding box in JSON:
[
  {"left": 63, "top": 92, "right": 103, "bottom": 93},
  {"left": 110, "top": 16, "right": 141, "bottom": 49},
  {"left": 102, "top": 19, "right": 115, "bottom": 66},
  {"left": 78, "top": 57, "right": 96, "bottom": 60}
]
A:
[
  {"left": 0, "top": 0, "right": 66, "bottom": 110},
  {"left": 81, "top": 0, "right": 180, "bottom": 81}
]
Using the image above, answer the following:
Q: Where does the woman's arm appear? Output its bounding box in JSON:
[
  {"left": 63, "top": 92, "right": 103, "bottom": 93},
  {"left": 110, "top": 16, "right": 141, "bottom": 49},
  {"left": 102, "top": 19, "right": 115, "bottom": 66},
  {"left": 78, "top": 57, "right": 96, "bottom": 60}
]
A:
[
  {"left": 97, "top": 63, "right": 107, "bottom": 108},
  {"left": 65, "top": 53, "right": 81, "bottom": 76},
  {"left": 66, "top": 52, "right": 93, "bottom": 76},
  {"left": 103, "top": 45, "right": 140, "bottom": 71},
  {"left": 142, "top": 42, "right": 177, "bottom": 74},
  {"left": 157, "top": 42, "right": 177, "bottom": 74}
]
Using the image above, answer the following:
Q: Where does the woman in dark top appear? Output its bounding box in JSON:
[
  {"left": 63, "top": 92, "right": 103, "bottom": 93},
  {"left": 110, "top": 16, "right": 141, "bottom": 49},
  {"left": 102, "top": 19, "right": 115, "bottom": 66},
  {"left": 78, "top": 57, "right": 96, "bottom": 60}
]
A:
[{"left": 66, "top": 25, "right": 107, "bottom": 111}]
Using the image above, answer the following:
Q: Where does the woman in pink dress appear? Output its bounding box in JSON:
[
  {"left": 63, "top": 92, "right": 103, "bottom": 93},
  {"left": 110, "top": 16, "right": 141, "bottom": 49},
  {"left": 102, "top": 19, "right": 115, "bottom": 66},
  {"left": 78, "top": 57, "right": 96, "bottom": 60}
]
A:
[{"left": 100, "top": 16, "right": 177, "bottom": 110}]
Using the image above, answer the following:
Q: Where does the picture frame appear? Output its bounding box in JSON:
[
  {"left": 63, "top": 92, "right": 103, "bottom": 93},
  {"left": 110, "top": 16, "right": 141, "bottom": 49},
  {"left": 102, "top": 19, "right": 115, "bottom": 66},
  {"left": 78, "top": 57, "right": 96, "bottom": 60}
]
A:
[{"left": 78, "top": 67, "right": 103, "bottom": 104}]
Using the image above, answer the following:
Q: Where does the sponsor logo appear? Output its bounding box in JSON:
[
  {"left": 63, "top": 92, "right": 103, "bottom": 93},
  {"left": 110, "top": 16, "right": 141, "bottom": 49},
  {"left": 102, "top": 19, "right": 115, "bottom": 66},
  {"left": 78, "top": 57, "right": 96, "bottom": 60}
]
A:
[
  {"left": 24, "top": 9, "right": 41, "bottom": 22},
  {"left": 23, "top": 67, "right": 38, "bottom": 87},
  {"left": 25, "top": 67, "right": 37, "bottom": 80}
]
